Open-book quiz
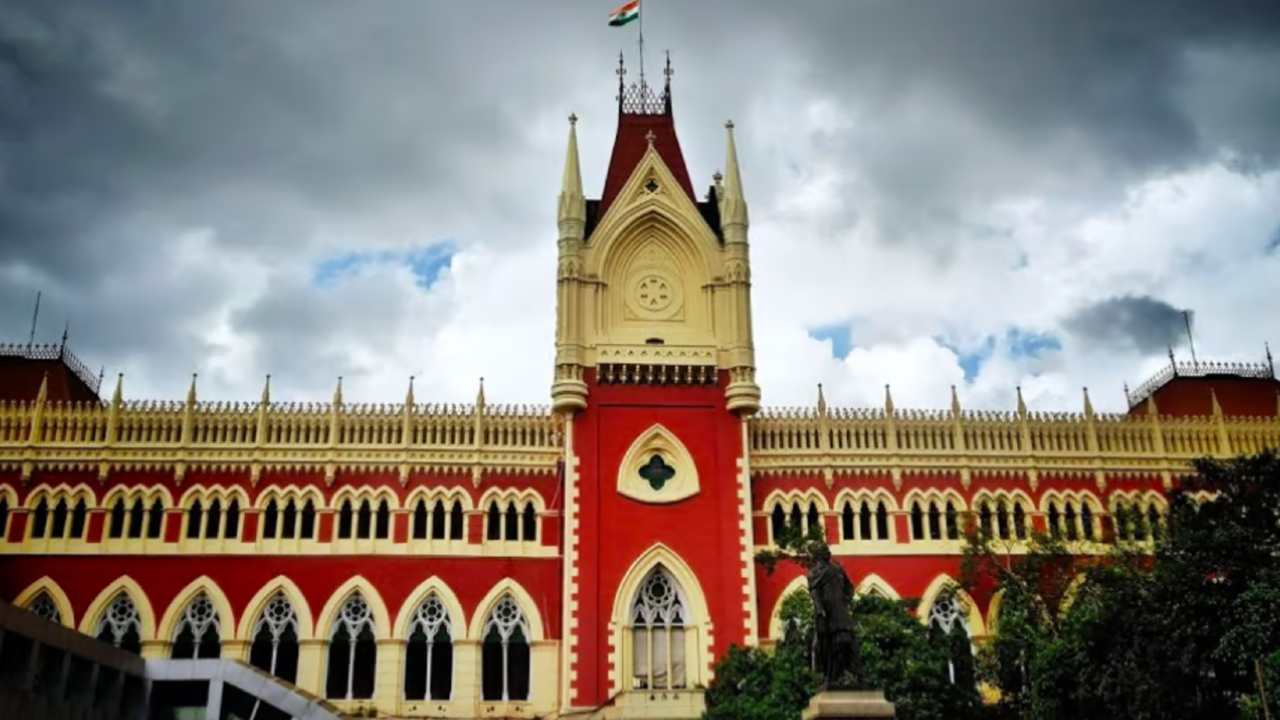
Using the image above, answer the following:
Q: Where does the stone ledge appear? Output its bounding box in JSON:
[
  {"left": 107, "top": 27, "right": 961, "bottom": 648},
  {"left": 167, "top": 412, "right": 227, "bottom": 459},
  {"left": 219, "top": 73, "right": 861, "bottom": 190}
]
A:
[{"left": 801, "top": 690, "right": 896, "bottom": 720}]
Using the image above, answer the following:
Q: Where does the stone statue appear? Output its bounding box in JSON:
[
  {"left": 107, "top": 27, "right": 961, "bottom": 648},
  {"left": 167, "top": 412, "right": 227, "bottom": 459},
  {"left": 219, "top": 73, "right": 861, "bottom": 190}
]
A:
[{"left": 807, "top": 545, "right": 856, "bottom": 688}]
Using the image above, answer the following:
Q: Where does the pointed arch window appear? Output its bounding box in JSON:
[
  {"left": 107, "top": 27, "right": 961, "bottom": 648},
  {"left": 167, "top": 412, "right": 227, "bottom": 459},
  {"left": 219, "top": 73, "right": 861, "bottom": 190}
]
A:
[
  {"left": 996, "top": 501, "right": 1010, "bottom": 540},
  {"left": 96, "top": 593, "right": 142, "bottom": 654},
  {"left": 928, "top": 502, "right": 942, "bottom": 540},
  {"left": 487, "top": 503, "right": 502, "bottom": 540},
  {"left": 225, "top": 499, "right": 241, "bottom": 539},
  {"left": 431, "top": 500, "right": 446, "bottom": 540},
  {"left": 630, "top": 568, "right": 687, "bottom": 691},
  {"left": 1013, "top": 503, "right": 1027, "bottom": 540},
  {"left": 945, "top": 501, "right": 959, "bottom": 540},
  {"left": 27, "top": 592, "right": 60, "bottom": 624},
  {"left": 356, "top": 500, "right": 372, "bottom": 539},
  {"left": 109, "top": 498, "right": 126, "bottom": 538},
  {"left": 979, "top": 501, "right": 993, "bottom": 537},
  {"left": 770, "top": 505, "right": 785, "bottom": 542},
  {"left": 1047, "top": 502, "right": 1061, "bottom": 539},
  {"left": 807, "top": 502, "right": 821, "bottom": 536},
  {"left": 876, "top": 501, "right": 890, "bottom": 540},
  {"left": 1081, "top": 503, "right": 1095, "bottom": 541},
  {"left": 375, "top": 500, "right": 390, "bottom": 540},
  {"left": 450, "top": 500, "right": 464, "bottom": 540},
  {"left": 789, "top": 503, "right": 802, "bottom": 532},
  {"left": 171, "top": 593, "right": 221, "bottom": 659},
  {"left": 32, "top": 498, "right": 49, "bottom": 538},
  {"left": 841, "top": 502, "right": 854, "bottom": 540},
  {"left": 281, "top": 500, "right": 297, "bottom": 539},
  {"left": 413, "top": 499, "right": 429, "bottom": 539},
  {"left": 928, "top": 594, "right": 969, "bottom": 685},
  {"left": 522, "top": 503, "right": 537, "bottom": 541},
  {"left": 146, "top": 499, "right": 164, "bottom": 539},
  {"left": 504, "top": 503, "right": 518, "bottom": 541},
  {"left": 338, "top": 500, "right": 353, "bottom": 539},
  {"left": 263, "top": 499, "right": 279, "bottom": 539},
  {"left": 404, "top": 594, "right": 453, "bottom": 701},
  {"left": 187, "top": 500, "right": 204, "bottom": 539},
  {"left": 51, "top": 499, "right": 68, "bottom": 538},
  {"left": 0, "top": 497, "right": 9, "bottom": 539},
  {"left": 205, "top": 499, "right": 222, "bottom": 540},
  {"left": 1064, "top": 502, "right": 1079, "bottom": 541},
  {"left": 128, "top": 498, "right": 145, "bottom": 539},
  {"left": 911, "top": 502, "right": 925, "bottom": 540},
  {"left": 859, "top": 501, "right": 873, "bottom": 540},
  {"left": 1147, "top": 505, "right": 1162, "bottom": 541},
  {"left": 481, "top": 595, "right": 530, "bottom": 702},
  {"left": 249, "top": 592, "right": 299, "bottom": 684},
  {"left": 326, "top": 593, "right": 376, "bottom": 700}
]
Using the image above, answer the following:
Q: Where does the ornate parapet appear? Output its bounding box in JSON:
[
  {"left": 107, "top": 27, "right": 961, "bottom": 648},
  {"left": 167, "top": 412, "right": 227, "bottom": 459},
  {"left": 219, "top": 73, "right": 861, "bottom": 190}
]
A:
[
  {"left": 749, "top": 403, "right": 1280, "bottom": 485},
  {"left": 0, "top": 395, "right": 561, "bottom": 484}
]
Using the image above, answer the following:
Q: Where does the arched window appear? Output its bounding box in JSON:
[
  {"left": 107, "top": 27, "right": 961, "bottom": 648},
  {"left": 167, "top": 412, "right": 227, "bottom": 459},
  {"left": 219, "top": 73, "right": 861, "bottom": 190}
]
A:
[
  {"left": 911, "top": 502, "right": 925, "bottom": 540},
  {"left": 1047, "top": 502, "right": 1061, "bottom": 539},
  {"left": 996, "top": 501, "right": 1010, "bottom": 540},
  {"left": 281, "top": 500, "right": 297, "bottom": 539},
  {"left": 128, "top": 498, "right": 145, "bottom": 539},
  {"left": 928, "top": 502, "right": 942, "bottom": 540},
  {"left": 858, "top": 501, "right": 872, "bottom": 540},
  {"left": 171, "top": 593, "right": 221, "bottom": 659},
  {"left": 109, "top": 498, "right": 126, "bottom": 538},
  {"left": 413, "top": 499, "right": 429, "bottom": 540},
  {"left": 338, "top": 500, "right": 353, "bottom": 539},
  {"left": 431, "top": 500, "right": 447, "bottom": 540},
  {"left": 504, "top": 503, "right": 518, "bottom": 541},
  {"left": 146, "top": 499, "right": 164, "bottom": 539},
  {"left": 979, "top": 501, "right": 993, "bottom": 537},
  {"left": 481, "top": 595, "right": 530, "bottom": 701},
  {"left": 450, "top": 501, "right": 464, "bottom": 540},
  {"left": 51, "top": 499, "right": 68, "bottom": 538},
  {"left": 205, "top": 499, "right": 222, "bottom": 540},
  {"left": 945, "top": 502, "right": 959, "bottom": 540},
  {"left": 32, "top": 498, "right": 49, "bottom": 538},
  {"left": 27, "top": 592, "right": 60, "bottom": 624},
  {"left": 250, "top": 592, "right": 299, "bottom": 684},
  {"left": 806, "top": 502, "right": 821, "bottom": 536},
  {"left": 96, "top": 593, "right": 142, "bottom": 654},
  {"left": 487, "top": 503, "right": 502, "bottom": 540},
  {"left": 69, "top": 498, "right": 88, "bottom": 537},
  {"left": 326, "top": 593, "right": 376, "bottom": 700},
  {"left": 263, "top": 499, "right": 279, "bottom": 539},
  {"left": 1064, "top": 502, "right": 1078, "bottom": 541},
  {"left": 928, "top": 595, "right": 967, "bottom": 636},
  {"left": 404, "top": 594, "right": 453, "bottom": 701},
  {"left": 1132, "top": 506, "right": 1148, "bottom": 541},
  {"left": 789, "top": 503, "right": 802, "bottom": 532},
  {"left": 841, "top": 502, "right": 854, "bottom": 540},
  {"left": 630, "top": 568, "right": 687, "bottom": 691},
  {"left": 1147, "top": 505, "right": 1162, "bottom": 541},
  {"left": 770, "top": 505, "right": 785, "bottom": 542},
  {"left": 1013, "top": 503, "right": 1027, "bottom": 539},
  {"left": 187, "top": 500, "right": 203, "bottom": 539},
  {"left": 356, "top": 500, "right": 372, "bottom": 539},
  {"left": 1081, "top": 503, "right": 1095, "bottom": 541},
  {"left": 297, "top": 500, "right": 312, "bottom": 539},
  {"left": 225, "top": 499, "right": 241, "bottom": 539},
  {"left": 0, "top": 497, "right": 9, "bottom": 539},
  {"left": 375, "top": 500, "right": 390, "bottom": 540},
  {"left": 875, "top": 502, "right": 889, "bottom": 540},
  {"left": 522, "top": 503, "right": 537, "bottom": 541}
]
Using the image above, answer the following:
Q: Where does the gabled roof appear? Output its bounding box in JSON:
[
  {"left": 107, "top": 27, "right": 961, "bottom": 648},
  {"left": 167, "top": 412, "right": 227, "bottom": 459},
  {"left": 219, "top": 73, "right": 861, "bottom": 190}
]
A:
[{"left": 600, "top": 111, "right": 696, "bottom": 218}]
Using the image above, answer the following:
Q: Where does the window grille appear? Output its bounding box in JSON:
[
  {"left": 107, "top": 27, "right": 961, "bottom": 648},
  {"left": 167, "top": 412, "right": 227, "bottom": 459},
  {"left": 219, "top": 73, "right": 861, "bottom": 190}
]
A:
[
  {"left": 96, "top": 593, "right": 142, "bottom": 654},
  {"left": 250, "top": 592, "right": 299, "bottom": 684},
  {"left": 481, "top": 596, "right": 530, "bottom": 701},
  {"left": 630, "top": 568, "right": 687, "bottom": 691},
  {"left": 404, "top": 594, "right": 453, "bottom": 701},
  {"left": 326, "top": 593, "right": 376, "bottom": 700}
]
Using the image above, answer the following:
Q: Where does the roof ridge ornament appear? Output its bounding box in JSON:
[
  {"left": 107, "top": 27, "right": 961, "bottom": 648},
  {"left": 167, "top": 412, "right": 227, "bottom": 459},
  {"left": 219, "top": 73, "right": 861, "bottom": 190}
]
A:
[{"left": 616, "top": 51, "right": 670, "bottom": 116}]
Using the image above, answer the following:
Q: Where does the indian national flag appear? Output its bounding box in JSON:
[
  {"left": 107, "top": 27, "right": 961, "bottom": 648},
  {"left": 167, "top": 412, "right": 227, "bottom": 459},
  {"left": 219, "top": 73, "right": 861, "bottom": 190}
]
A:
[{"left": 608, "top": 0, "right": 639, "bottom": 26}]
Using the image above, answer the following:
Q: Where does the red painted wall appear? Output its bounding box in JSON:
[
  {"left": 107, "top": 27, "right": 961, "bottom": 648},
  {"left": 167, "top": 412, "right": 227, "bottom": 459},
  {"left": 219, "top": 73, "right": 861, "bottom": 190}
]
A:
[{"left": 569, "top": 371, "right": 748, "bottom": 706}]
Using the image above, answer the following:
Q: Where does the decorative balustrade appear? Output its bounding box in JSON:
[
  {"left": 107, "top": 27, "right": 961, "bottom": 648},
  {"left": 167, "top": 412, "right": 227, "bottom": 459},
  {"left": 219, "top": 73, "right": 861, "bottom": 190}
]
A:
[{"left": 0, "top": 389, "right": 561, "bottom": 482}]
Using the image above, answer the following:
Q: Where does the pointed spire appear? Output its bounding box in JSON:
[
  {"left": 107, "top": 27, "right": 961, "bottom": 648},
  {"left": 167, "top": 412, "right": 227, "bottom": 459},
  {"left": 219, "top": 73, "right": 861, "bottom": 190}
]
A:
[
  {"left": 883, "top": 384, "right": 895, "bottom": 416},
  {"left": 1082, "top": 386, "right": 1094, "bottom": 418},
  {"left": 35, "top": 372, "right": 48, "bottom": 406},
  {"left": 1016, "top": 386, "right": 1027, "bottom": 417},
  {"left": 1210, "top": 387, "right": 1223, "bottom": 417},
  {"left": 720, "top": 120, "right": 749, "bottom": 231},
  {"left": 1146, "top": 394, "right": 1159, "bottom": 416},
  {"left": 405, "top": 376, "right": 416, "bottom": 408},
  {"left": 186, "top": 373, "right": 198, "bottom": 406},
  {"left": 476, "top": 376, "right": 486, "bottom": 411},
  {"left": 558, "top": 113, "right": 586, "bottom": 231},
  {"left": 260, "top": 374, "right": 271, "bottom": 405},
  {"left": 112, "top": 373, "right": 123, "bottom": 406},
  {"left": 950, "top": 385, "right": 961, "bottom": 416},
  {"left": 333, "top": 376, "right": 343, "bottom": 406},
  {"left": 816, "top": 383, "right": 827, "bottom": 415}
]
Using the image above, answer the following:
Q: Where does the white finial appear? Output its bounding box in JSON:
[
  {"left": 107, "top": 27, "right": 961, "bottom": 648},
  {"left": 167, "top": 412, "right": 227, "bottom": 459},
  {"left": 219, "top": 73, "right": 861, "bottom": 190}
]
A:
[
  {"left": 950, "top": 385, "right": 961, "bottom": 416},
  {"left": 261, "top": 374, "right": 271, "bottom": 405},
  {"left": 558, "top": 112, "right": 586, "bottom": 231},
  {"left": 186, "top": 373, "right": 198, "bottom": 405},
  {"left": 1016, "top": 386, "right": 1027, "bottom": 417},
  {"left": 333, "top": 376, "right": 344, "bottom": 406},
  {"left": 35, "top": 372, "right": 48, "bottom": 406},
  {"left": 721, "top": 119, "right": 748, "bottom": 230},
  {"left": 476, "top": 376, "right": 486, "bottom": 409},
  {"left": 406, "top": 376, "right": 416, "bottom": 407},
  {"left": 1209, "top": 387, "right": 1223, "bottom": 416},
  {"left": 1082, "top": 386, "right": 1094, "bottom": 417},
  {"left": 884, "top": 384, "right": 895, "bottom": 415},
  {"left": 816, "top": 383, "right": 827, "bottom": 415},
  {"left": 644, "top": 129, "right": 656, "bottom": 147},
  {"left": 112, "top": 373, "right": 124, "bottom": 405}
]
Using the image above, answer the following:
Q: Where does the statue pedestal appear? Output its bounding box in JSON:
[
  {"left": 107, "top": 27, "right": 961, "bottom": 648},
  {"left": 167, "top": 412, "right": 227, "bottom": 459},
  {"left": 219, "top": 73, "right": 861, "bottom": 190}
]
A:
[{"left": 801, "top": 690, "right": 896, "bottom": 719}]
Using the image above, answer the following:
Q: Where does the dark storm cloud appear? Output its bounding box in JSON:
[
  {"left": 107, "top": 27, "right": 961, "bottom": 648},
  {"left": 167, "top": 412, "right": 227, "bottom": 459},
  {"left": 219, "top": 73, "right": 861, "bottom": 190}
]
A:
[
  {"left": 0, "top": 0, "right": 1277, "bottom": 400},
  {"left": 1063, "top": 296, "right": 1187, "bottom": 353}
]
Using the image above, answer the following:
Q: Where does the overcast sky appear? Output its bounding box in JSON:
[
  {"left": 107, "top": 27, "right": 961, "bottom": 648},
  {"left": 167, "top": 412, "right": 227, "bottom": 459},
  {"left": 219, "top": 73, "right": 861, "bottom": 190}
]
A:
[{"left": 3, "top": 1, "right": 1279, "bottom": 412}]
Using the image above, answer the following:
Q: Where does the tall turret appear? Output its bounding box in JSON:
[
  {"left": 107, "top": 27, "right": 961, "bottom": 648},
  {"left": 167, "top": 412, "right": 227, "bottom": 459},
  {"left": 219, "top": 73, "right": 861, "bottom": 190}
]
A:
[{"left": 552, "top": 114, "right": 590, "bottom": 413}]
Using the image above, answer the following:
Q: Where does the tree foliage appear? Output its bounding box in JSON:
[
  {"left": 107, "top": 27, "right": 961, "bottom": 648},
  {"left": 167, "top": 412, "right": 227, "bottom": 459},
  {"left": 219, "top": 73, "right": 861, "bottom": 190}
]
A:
[{"left": 965, "top": 451, "right": 1280, "bottom": 720}]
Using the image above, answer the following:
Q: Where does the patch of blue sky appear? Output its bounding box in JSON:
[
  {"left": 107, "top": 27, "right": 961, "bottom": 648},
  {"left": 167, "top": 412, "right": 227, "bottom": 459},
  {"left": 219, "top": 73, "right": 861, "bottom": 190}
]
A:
[
  {"left": 1007, "top": 327, "right": 1062, "bottom": 359},
  {"left": 809, "top": 323, "right": 853, "bottom": 359},
  {"left": 312, "top": 242, "right": 456, "bottom": 289},
  {"left": 938, "top": 327, "right": 1062, "bottom": 382}
]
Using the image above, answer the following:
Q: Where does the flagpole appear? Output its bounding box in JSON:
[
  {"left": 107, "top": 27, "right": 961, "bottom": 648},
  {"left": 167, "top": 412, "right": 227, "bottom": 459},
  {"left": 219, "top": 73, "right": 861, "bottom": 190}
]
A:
[{"left": 638, "top": 0, "right": 645, "bottom": 86}]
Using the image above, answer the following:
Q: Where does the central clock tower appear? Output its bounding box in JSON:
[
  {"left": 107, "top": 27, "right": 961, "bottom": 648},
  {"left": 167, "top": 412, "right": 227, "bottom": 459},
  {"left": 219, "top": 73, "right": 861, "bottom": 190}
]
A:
[{"left": 550, "top": 61, "right": 761, "bottom": 717}]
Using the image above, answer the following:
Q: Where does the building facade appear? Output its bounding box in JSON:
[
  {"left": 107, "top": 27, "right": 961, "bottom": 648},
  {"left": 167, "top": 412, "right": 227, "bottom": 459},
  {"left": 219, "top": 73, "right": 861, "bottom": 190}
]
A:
[{"left": 2, "top": 68, "right": 1279, "bottom": 719}]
